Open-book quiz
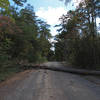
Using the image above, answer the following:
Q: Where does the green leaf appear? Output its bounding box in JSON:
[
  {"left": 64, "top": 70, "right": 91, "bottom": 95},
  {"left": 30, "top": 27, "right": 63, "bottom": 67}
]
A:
[{"left": 0, "top": 0, "right": 10, "bottom": 10}]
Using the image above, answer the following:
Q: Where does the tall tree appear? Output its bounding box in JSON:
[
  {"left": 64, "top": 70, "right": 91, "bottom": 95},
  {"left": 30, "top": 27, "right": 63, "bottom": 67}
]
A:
[
  {"left": 12, "top": 0, "right": 27, "bottom": 6},
  {"left": 55, "top": 0, "right": 100, "bottom": 69}
]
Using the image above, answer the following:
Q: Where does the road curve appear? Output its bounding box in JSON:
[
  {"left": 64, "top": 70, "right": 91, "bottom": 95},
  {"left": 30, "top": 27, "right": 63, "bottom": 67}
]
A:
[{"left": 0, "top": 62, "right": 100, "bottom": 100}]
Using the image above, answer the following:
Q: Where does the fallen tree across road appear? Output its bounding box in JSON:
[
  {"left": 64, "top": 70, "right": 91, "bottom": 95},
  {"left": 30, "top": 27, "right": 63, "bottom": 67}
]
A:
[{"left": 22, "top": 64, "right": 100, "bottom": 76}]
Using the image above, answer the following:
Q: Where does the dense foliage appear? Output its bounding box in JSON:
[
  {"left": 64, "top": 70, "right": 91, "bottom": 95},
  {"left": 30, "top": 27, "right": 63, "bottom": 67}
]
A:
[
  {"left": 0, "top": 0, "right": 52, "bottom": 80},
  {"left": 55, "top": 0, "right": 100, "bottom": 69}
]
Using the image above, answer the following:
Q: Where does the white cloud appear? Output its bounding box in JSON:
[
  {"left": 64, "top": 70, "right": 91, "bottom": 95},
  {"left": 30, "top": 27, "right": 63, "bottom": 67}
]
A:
[
  {"left": 51, "top": 26, "right": 58, "bottom": 36},
  {"left": 36, "top": 7, "right": 67, "bottom": 36},
  {"left": 96, "top": 18, "right": 100, "bottom": 26},
  {"left": 96, "top": 17, "right": 100, "bottom": 32},
  {"left": 36, "top": 7, "right": 67, "bottom": 25},
  {"left": 73, "top": 0, "right": 84, "bottom": 7}
]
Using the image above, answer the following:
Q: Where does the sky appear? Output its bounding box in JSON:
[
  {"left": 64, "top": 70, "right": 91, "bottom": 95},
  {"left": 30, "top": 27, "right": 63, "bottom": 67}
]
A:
[
  {"left": 10, "top": 0, "right": 100, "bottom": 36},
  {"left": 26, "top": 0, "right": 81, "bottom": 37}
]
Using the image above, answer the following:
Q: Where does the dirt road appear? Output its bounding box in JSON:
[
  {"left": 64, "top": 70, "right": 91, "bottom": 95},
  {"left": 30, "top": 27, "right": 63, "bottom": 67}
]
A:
[{"left": 0, "top": 62, "right": 100, "bottom": 100}]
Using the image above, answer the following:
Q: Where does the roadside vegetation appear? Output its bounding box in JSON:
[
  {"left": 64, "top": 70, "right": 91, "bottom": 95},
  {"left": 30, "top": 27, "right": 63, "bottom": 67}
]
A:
[
  {"left": 0, "top": 0, "right": 100, "bottom": 81},
  {"left": 55, "top": 0, "right": 100, "bottom": 70},
  {"left": 0, "top": 0, "right": 53, "bottom": 81}
]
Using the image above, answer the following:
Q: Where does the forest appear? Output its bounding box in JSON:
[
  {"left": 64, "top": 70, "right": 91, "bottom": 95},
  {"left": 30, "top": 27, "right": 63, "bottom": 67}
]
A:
[
  {"left": 0, "top": 0, "right": 100, "bottom": 81},
  {"left": 0, "top": 0, "right": 53, "bottom": 81},
  {"left": 55, "top": 0, "right": 100, "bottom": 70}
]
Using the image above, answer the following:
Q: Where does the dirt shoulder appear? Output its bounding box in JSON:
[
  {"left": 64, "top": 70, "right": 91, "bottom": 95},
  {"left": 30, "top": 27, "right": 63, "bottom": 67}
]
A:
[{"left": 0, "top": 70, "right": 33, "bottom": 88}]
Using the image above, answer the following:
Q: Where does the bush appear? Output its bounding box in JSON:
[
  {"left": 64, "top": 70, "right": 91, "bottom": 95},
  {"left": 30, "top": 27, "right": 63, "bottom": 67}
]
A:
[{"left": 67, "top": 37, "right": 100, "bottom": 69}]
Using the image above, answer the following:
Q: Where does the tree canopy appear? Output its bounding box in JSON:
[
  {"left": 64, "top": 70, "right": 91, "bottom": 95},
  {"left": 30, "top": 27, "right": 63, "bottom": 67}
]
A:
[
  {"left": 55, "top": 0, "right": 100, "bottom": 69},
  {"left": 0, "top": 0, "right": 52, "bottom": 74}
]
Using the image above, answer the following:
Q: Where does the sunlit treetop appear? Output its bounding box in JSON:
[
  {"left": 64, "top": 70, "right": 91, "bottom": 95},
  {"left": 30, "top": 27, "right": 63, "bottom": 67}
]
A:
[
  {"left": 0, "top": 0, "right": 10, "bottom": 10},
  {"left": 0, "top": 0, "right": 27, "bottom": 10}
]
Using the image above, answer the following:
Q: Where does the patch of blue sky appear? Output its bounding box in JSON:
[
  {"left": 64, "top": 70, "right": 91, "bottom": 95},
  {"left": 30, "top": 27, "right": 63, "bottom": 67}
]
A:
[
  {"left": 26, "top": 0, "right": 76, "bottom": 37},
  {"left": 27, "top": 0, "right": 66, "bottom": 11},
  {"left": 9, "top": 0, "right": 83, "bottom": 37}
]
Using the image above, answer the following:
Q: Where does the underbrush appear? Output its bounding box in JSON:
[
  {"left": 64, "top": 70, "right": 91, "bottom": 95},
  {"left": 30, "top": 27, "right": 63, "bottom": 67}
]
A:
[{"left": 0, "top": 61, "right": 21, "bottom": 82}]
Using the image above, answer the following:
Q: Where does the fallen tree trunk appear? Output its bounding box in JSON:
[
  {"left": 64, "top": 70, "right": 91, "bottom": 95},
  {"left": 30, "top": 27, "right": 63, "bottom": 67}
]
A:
[{"left": 22, "top": 64, "right": 100, "bottom": 76}]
